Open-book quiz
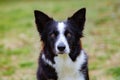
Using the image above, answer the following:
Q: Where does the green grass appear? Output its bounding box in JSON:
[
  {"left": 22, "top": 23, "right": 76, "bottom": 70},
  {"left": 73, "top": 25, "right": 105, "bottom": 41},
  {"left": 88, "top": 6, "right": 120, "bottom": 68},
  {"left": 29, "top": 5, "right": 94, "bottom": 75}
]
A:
[
  {"left": 107, "top": 67, "right": 120, "bottom": 80},
  {"left": 19, "top": 61, "right": 34, "bottom": 68},
  {"left": 0, "top": 0, "right": 120, "bottom": 80}
]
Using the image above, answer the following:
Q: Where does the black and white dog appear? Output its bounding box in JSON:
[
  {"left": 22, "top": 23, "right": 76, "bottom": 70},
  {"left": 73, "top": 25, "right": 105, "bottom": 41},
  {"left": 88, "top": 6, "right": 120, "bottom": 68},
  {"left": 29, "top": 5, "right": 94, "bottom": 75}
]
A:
[{"left": 34, "top": 8, "right": 89, "bottom": 80}]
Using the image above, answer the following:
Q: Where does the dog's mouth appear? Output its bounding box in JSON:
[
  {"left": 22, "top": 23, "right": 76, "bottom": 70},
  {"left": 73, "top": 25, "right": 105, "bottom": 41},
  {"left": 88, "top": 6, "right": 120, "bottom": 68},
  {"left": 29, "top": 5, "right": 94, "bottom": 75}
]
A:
[{"left": 58, "top": 52, "right": 64, "bottom": 54}]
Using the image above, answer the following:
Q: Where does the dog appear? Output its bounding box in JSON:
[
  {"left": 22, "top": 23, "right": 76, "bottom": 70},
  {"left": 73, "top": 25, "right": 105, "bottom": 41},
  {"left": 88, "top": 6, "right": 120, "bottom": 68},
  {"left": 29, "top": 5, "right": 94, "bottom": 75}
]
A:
[{"left": 34, "top": 8, "right": 89, "bottom": 80}]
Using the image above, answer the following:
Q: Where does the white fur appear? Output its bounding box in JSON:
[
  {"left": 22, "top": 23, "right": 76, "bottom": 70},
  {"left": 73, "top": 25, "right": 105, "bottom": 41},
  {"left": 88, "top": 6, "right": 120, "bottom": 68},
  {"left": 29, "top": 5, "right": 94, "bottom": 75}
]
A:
[
  {"left": 42, "top": 54, "right": 54, "bottom": 67},
  {"left": 42, "top": 50, "right": 86, "bottom": 80},
  {"left": 55, "top": 22, "right": 70, "bottom": 54},
  {"left": 54, "top": 50, "right": 86, "bottom": 80}
]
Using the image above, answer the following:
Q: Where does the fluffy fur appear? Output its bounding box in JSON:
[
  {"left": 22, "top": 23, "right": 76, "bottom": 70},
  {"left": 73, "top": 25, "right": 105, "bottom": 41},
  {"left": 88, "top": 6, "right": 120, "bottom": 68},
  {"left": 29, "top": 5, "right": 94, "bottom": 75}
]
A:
[{"left": 34, "top": 8, "right": 89, "bottom": 80}]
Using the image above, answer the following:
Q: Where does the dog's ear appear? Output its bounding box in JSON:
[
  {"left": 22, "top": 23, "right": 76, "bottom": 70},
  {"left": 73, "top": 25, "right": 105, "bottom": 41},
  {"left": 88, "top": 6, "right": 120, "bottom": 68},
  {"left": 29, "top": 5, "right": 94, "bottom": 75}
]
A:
[
  {"left": 34, "top": 10, "right": 53, "bottom": 34},
  {"left": 68, "top": 8, "right": 86, "bottom": 31}
]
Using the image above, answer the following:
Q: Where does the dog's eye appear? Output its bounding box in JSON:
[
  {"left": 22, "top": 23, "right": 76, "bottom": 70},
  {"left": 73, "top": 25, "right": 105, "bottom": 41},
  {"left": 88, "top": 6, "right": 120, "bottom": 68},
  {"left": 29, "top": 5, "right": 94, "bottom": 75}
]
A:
[
  {"left": 66, "top": 33, "right": 71, "bottom": 38},
  {"left": 50, "top": 31, "right": 58, "bottom": 38},
  {"left": 50, "top": 33, "right": 56, "bottom": 38}
]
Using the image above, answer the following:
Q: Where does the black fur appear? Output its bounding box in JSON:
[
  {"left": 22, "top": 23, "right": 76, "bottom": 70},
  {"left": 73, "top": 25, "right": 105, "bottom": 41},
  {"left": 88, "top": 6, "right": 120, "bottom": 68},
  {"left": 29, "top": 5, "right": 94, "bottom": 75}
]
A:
[
  {"left": 37, "top": 53, "right": 57, "bottom": 80},
  {"left": 34, "top": 8, "right": 89, "bottom": 80}
]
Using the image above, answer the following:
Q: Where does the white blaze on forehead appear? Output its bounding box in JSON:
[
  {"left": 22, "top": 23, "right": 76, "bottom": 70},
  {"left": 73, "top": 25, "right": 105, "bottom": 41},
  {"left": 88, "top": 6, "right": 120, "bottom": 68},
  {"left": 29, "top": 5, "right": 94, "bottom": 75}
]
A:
[
  {"left": 55, "top": 22, "right": 70, "bottom": 54},
  {"left": 57, "top": 22, "right": 66, "bottom": 34}
]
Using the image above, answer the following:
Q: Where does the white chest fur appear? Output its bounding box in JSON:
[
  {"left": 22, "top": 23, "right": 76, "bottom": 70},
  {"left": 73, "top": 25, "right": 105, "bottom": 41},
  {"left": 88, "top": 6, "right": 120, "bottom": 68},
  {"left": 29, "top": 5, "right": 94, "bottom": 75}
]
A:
[{"left": 54, "top": 50, "right": 86, "bottom": 80}]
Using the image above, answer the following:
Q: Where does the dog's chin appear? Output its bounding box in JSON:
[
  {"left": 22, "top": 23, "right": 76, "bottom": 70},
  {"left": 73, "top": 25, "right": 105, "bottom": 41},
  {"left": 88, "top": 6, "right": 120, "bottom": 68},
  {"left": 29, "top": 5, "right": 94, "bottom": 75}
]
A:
[{"left": 56, "top": 51, "right": 69, "bottom": 55}]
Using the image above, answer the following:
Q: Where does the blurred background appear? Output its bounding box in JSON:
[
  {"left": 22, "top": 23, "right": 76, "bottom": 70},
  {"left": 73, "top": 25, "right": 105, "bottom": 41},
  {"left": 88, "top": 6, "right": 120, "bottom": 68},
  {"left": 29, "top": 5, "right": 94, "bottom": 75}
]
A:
[{"left": 0, "top": 0, "right": 120, "bottom": 80}]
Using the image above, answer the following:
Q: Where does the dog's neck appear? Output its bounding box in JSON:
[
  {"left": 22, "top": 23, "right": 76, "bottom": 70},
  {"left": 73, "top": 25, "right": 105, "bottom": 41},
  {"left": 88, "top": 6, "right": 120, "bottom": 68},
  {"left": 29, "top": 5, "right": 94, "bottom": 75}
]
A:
[
  {"left": 42, "top": 44, "right": 56, "bottom": 64},
  {"left": 69, "top": 40, "right": 82, "bottom": 61}
]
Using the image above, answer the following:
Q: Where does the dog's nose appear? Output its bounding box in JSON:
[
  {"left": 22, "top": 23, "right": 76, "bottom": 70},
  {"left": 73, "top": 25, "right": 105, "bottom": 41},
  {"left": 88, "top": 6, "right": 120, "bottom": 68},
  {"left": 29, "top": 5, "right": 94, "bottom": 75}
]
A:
[
  {"left": 57, "top": 43, "right": 65, "bottom": 51},
  {"left": 58, "top": 46, "right": 65, "bottom": 51}
]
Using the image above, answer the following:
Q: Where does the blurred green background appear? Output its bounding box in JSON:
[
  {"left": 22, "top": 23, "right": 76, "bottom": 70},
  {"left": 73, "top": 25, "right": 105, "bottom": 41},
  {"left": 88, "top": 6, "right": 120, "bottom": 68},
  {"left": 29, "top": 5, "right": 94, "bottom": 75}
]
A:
[{"left": 0, "top": 0, "right": 120, "bottom": 80}]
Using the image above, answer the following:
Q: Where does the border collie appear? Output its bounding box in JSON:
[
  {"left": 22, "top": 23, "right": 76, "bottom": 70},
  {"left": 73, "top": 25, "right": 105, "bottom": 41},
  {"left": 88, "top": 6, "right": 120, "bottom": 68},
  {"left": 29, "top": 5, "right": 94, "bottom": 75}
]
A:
[{"left": 34, "top": 8, "right": 89, "bottom": 80}]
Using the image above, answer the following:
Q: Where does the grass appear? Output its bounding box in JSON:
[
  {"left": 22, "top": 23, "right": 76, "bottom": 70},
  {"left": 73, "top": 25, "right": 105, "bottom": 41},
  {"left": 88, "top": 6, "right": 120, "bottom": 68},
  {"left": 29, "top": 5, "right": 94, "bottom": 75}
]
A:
[
  {"left": 107, "top": 67, "right": 120, "bottom": 80},
  {"left": 0, "top": 0, "right": 120, "bottom": 80}
]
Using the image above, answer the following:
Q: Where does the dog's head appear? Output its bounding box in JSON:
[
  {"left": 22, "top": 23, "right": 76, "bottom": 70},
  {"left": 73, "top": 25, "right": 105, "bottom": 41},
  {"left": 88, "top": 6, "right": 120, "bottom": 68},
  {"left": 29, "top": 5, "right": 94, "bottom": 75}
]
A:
[{"left": 34, "top": 8, "right": 86, "bottom": 55}]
